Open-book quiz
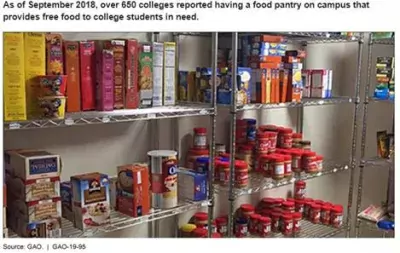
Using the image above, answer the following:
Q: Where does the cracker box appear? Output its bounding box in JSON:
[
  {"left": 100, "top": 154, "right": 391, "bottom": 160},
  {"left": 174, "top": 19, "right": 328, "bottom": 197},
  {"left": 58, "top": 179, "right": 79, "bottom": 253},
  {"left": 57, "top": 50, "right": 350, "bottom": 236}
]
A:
[
  {"left": 4, "top": 150, "right": 61, "bottom": 181},
  {"left": 152, "top": 42, "right": 164, "bottom": 107},
  {"left": 60, "top": 181, "right": 74, "bottom": 222},
  {"left": 110, "top": 40, "right": 125, "bottom": 109},
  {"left": 125, "top": 39, "right": 140, "bottom": 109},
  {"left": 9, "top": 217, "right": 61, "bottom": 238},
  {"left": 45, "top": 34, "right": 63, "bottom": 75},
  {"left": 24, "top": 33, "right": 46, "bottom": 118},
  {"left": 64, "top": 41, "right": 81, "bottom": 112},
  {"left": 80, "top": 41, "right": 96, "bottom": 111},
  {"left": 116, "top": 164, "right": 150, "bottom": 217},
  {"left": 177, "top": 169, "right": 207, "bottom": 202},
  {"left": 3, "top": 33, "right": 27, "bottom": 121},
  {"left": 311, "top": 69, "right": 329, "bottom": 98},
  {"left": 97, "top": 49, "right": 114, "bottom": 111},
  {"left": 301, "top": 70, "right": 312, "bottom": 98},
  {"left": 164, "top": 42, "right": 177, "bottom": 106},
  {"left": 6, "top": 175, "right": 60, "bottom": 202},
  {"left": 139, "top": 45, "right": 153, "bottom": 107},
  {"left": 71, "top": 173, "right": 111, "bottom": 230},
  {"left": 7, "top": 197, "right": 61, "bottom": 223}
]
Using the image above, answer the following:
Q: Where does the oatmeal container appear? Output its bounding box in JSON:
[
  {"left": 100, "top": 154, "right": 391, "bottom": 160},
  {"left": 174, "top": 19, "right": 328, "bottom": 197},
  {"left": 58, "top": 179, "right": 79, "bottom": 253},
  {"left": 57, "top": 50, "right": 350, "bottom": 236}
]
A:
[{"left": 148, "top": 150, "right": 178, "bottom": 209}]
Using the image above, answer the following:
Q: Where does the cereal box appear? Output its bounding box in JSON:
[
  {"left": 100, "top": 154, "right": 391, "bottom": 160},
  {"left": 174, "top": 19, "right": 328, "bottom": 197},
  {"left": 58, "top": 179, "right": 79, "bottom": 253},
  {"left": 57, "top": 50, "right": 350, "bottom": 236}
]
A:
[
  {"left": 250, "top": 69, "right": 262, "bottom": 103},
  {"left": 271, "top": 69, "right": 279, "bottom": 103},
  {"left": 3, "top": 33, "right": 27, "bottom": 121},
  {"left": 260, "top": 66, "right": 272, "bottom": 103},
  {"left": 24, "top": 33, "right": 46, "bottom": 118},
  {"left": 71, "top": 173, "right": 111, "bottom": 230},
  {"left": 125, "top": 39, "right": 139, "bottom": 109},
  {"left": 8, "top": 216, "right": 61, "bottom": 238},
  {"left": 97, "top": 49, "right": 114, "bottom": 111},
  {"left": 152, "top": 42, "right": 164, "bottom": 107},
  {"left": 64, "top": 41, "right": 81, "bottom": 112},
  {"left": 163, "top": 42, "right": 177, "bottom": 105},
  {"left": 6, "top": 175, "right": 60, "bottom": 202},
  {"left": 177, "top": 169, "right": 207, "bottom": 201},
  {"left": 45, "top": 34, "right": 63, "bottom": 75},
  {"left": 110, "top": 40, "right": 125, "bottom": 109},
  {"left": 285, "top": 63, "right": 303, "bottom": 102},
  {"left": 7, "top": 197, "right": 61, "bottom": 223},
  {"left": 4, "top": 150, "right": 61, "bottom": 180},
  {"left": 139, "top": 45, "right": 153, "bottom": 107},
  {"left": 60, "top": 182, "right": 74, "bottom": 222},
  {"left": 80, "top": 41, "right": 96, "bottom": 110},
  {"left": 116, "top": 164, "right": 150, "bottom": 217},
  {"left": 178, "top": 71, "right": 189, "bottom": 101}
]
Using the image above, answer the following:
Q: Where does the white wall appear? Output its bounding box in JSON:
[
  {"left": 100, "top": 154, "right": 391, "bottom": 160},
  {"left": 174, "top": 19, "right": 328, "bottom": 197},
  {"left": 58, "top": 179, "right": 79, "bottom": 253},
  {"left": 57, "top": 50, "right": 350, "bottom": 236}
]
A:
[{"left": 3, "top": 32, "right": 394, "bottom": 238}]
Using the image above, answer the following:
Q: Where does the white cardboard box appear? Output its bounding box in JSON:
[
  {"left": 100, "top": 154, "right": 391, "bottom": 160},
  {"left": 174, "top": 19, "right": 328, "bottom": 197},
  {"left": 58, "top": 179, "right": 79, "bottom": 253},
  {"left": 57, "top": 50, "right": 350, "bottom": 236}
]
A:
[
  {"left": 152, "top": 42, "right": 164, "bottom": 107},
  {"left": 163, "top": 42, "right": 176, "bottom": 106}
]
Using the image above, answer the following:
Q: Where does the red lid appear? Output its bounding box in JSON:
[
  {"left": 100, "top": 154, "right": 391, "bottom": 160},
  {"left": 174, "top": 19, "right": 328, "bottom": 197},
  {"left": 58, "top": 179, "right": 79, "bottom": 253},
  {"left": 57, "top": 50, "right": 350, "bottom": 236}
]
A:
[
  {"left": 217, "top": 161, "right": 230, "bottom": 168},
  {"left": 215, "top": 216, "right": 227, "bottom": 224},
  {"left": 324, "top": 202, "right": 334, "bottom": 207},
  {"left": 272, "top": 207, "right": 282, "bottom": 213},
  {"left": 282, "top": 128, "right": 293, "bottom": 133},
  {"left": 316, "top": 155, "right": 324, "bottom": 160},
  {"left": 194, "top": 127, "right": 207, "bottom": 134},
  {"left": 311, "top": 203, "right": 322, "bottom": 210},
  {"left": 292, "top": 133, "right": 303, "bottom": 138},
  {"left": 314, "top": 200, "right": 325, "bottom": 206},
  {"left": 282, "top": 201, "right": 295, "bottom": 207},
  {"left": 295, "top": 180, "right": 306, "bottom": 186},
  {"left": 332, "top": 205, "right": 344, "bottom": 213},
  {"left": 290, "top": 149, "right": 304, "bottom": 156},
  {"left": 189, "top": 148, "right": 209, "bottom": 155},
  {"left": 261, "top": 197, "right": 276, "bottom": 205},
  {"left": 279, "top": 149, "right": 290, "bottom": 155},
  {"left": 295, "top": 199, "right": 305, "bottom": 205},
  {"left": 235, "top": 160, "right": 248, "bottom": 169},
  {"left": 275, "top": 148, "right": 284, "bottom": 153},
  {"left": 304, "top": 198, "right": 314, "bottom": 202},
  {"left": 249, "top": 213, "right": 261, "bottom": 220},
  {"left": 238, "top": 144, "right": 253, "bottom": 151},
  {"left": 268, "top": 131, "right": 278, "bottom": 137},
  {"left": 257, "top": 131, "right": 270, "bottom": 138},
  {"left": 236, "top": 119, "right": 247, "bottom": 126},
  {"left": 321, "top": 204, "right": 332, "bottom": 211},
  {"left": 277, "top": 127, "right": 285, "bottom": 132},
  {"left": 275, "top": 198, "right": 284, "bottom": 204},
  {"left": 283, "top": 154, "right": 292, "bottom": 161},
  {"left": 274, "top": 156, "right": 284, "bottom": 162},
  {"left": 259, "top": 216, "right": 271, "bottom": 223},
  {"left": 240, "top": 204, "right": 255, "bottom": 212},
  {"left": 264, "top": 125, "right": 277, "bottom": 130},
  {"left": 286, "top": 198, "right": 295, "bottom": 203},
  {"left": 271, "top": 212, "right": 281, "bottom": 218},
  {"left": 194, "top": 212, "right": 208, "bottom": 221},
  {"left": 282, "top": 213, "right": 293, "bottom": 220},
  {"left": 303, "top": 151, "right": 316, "bottom": 156},
  {"left": 211, "top": 232, "right": 222, "bottom": 238},
  {"left": 193, "top": 228, "right": 208, "bottom": 237},
  {"left": 292, "top": 212, "right": 302, "bottom": 219},
  {"left": 260, "top": 209, "right": 271, "bottom": 217}
]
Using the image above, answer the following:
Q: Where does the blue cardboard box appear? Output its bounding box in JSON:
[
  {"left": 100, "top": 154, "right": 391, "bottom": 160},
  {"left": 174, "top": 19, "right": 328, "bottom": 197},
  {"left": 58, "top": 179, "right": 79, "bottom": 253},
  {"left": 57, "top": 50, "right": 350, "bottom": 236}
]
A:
[{"left": 177, "top": 169, "right": 207, "bottom": 201}]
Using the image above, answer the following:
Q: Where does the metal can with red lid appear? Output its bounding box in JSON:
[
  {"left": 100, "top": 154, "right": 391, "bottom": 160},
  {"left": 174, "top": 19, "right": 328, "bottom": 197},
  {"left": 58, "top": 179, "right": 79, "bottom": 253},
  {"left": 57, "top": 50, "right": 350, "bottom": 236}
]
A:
[
  {"left": 258, "top": 216, "right": 271, "bottom": 237},
  {"left": 294, "top": 180, "right": 306, "bottom": 199},
  {"left": 193, "top": 127, "right": 207, "bottom": 150},
  {"left": 235, "top": 160, "right": 249, "bottom": 188},
  {"left": 292, "top": 212, "right": 302, "bottom": 233},
  {"left": 310, "top": 204, "right": 322, "bottom": 224},
  {"left": 249, "top": 213, "right": 261, "bottom": 234},
  {"left": 282, "top": 201, "right": 295, "bottom": 213},
  {"left": 295, "top": 199, "right": 305, "bottom": 213},
  {"left": 215, "top": 216, "right": 228, "bottom": 236},
  {"left": 321, "top": 204, "right": 332, "bottom": 225},
  {"left": 331, "top": 205, "right": 344, "bottom": 228},
  {"left": 270, "top": 211, "right": 281, "bottom": 232},
  {"left": 281, "top": 213, "right": 293, "bottom": 236},
  {"left": 240, "top": 204, "right": 255, "bottom": 218}
]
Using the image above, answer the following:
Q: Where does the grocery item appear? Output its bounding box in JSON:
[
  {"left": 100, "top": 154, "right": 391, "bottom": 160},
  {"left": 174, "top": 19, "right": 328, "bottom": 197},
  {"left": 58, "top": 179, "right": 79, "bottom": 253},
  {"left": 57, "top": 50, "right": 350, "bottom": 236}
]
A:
[
  {"left": 331, "top": 205, "right": 343, "bottom": 228},
  {"left": 193, "top": 127, "right": 207, "bottom": 150},
  {"left": 256, "top": 131, "right": 270, "bottom": 154},
  {"left": 193, "top": 212, "right": 208, "bottom": 228},
  {"left": 195, "top": 157, "right": 209, "bottom": 174},
  {"left": 285, "top": 62, "right": 303, "bottom": 102},
  {"left": 236, "top": 119, "right": 248, "bottom": 144},
  {"left": 215, "top": 143, "right": 226, "bottom": 155},
  {"left": 163, "top": 42, "right": 177, "bottom": 105},
  {"left": 292, "top": 133, "right": 303, "bottom": 148},
  {"left": 152, "top": 42, "right": 164, "bottom": 107},
  {"left": 249, "top": 213, "right": 260, "bottom": 234},
  {"left": 311, "top": 69, "right": 329, "bottom": 98},
  {"left": 64, "top": 41, "right": 81, "bottom": 112},
  {"left": 291, "top": 149, "right": 303, "bottom": 173},
  {"left": 377, "top": 130, "right": 388, "bottom": 158},
  {"left": 240, "top": 204, "right": 255, "bottom": 218},
  {"left": 80, "top": 41, "right": 96, "bottom": 111},
  {"left": 192, "top": 228, "right": 208, "bottom": 238},
  {"left": 139, "top": 44, "right": 153, "bottom": 107},
  {"left": 116, "top": 163, "right": 150, "bottom": 217},
  {"left": 315, "top": 155, "right": 324, "bottom": 172},
  {"left": 283, "top": 155, "right": 292, "bottom": 178},
  {"left": 282, "top": 201, "right": 295, "bottom": 213},
  {"left": 310, "top": 204, "right": 321, "bottom": 224},
  {"left": 38, "top": 96, "right": 66, "bottom": 119},
  {"left": 301, "top": 70, "right": 312, "bottom": 98},
  {"left": 38, "top": 75, "right": 67, "bottom": 97},
  {"left": 60, "top": 181, "right": 74, "bottom": 222},
  {"left": 321, "top": 204, "right": 331, "bottom": 225},
  {"left": 45, "top": 33, "right": 63, "bottom": 75},
  {"left": 235, "top": 160, "right": 249, "bottom": 188},
  {"left": 186, "top": 148, "right": 209, "bottom": 169},
  {"left": 302, "top": 151, "right": 316, "bottom": 172},
  {"left": 282, "top": 213, "right": 293, "bottom": 236},
  {"left": 125, "top": 39, "right": 140, "bottom": 109},
  {"left": 148, "top": 150, "right": 178, "bottom": 209},
  {"left": 180, "top": 223, "right": 196, "bottom": 237},
  {"left": 278, "top": 128, "right": 293, "bottom": 148},
  {"left": 258, "top": 216, "right": 271, "bottom": 237},
  {"left": 259, "top": 154, "right": 272, "bottom": 177},
  {"left": 235, "top": 217, "right": 248, "bottom": 237},
  {"left": 304, "top": 199, "right": 314, "bottom": 218},
  {"left": 9, "top": 217, "right": 62, "bottom": 238},
  {"left": 244, "top": 118, "right": 257, "bottom": 142},
  {"left": 272, "top": 156, "right": 285, "bottom": 180},
  {"left": 236, "top": 144, "right": 253, "bottom": 171},
  {"left": 217, "top": 161, "right": 230, "bottom": 185},
  {"left": 4, "top": 32, "right": 27, "bottom": 121},
  {"left": 8, "top": 197, "right": 61, "bottom": 223},
  {"left": 292, "top": 212, "right": 302, "bottom": 233},
  {"left": 97, "top": 49, "right": 114, "bottom": 111},
  {"left": 270, "top": 211, "right": 280, "bottom": 232},
  {"left": 177, "top": 168, "right": 207, "bottom": 201},
  {"left": 215, "top": 216, "right": 228, "bottom": 236}
]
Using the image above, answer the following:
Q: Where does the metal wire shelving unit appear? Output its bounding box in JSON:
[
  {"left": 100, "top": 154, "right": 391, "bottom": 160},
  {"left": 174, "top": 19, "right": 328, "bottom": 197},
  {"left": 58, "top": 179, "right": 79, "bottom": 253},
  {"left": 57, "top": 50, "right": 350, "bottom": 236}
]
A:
[{"left": 355, "top": 34, "right": 395, "bottom": 238}]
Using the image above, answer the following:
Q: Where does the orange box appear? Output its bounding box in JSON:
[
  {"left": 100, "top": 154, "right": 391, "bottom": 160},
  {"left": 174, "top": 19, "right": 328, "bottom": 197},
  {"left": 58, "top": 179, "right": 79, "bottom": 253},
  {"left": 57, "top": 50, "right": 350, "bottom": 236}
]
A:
[
  {"left": 250, "top": 35, "right": 284, "bottom": 43},
  {"left": 260, "top": 56, "right": 282, "bottom": 63},
  {"left": 64, "top": 41, "right": 81, "bottom": 112},
  {"left": 260, "top": 67, "right": 272, "bottom": 103},
  {"left": 279, "top": 69, "right": 289, "bottom": 103},
  {"left": 116, "top": 164, "right": 150, "bottom": 217},
  {"left": 282, "top": 56, "right": 301, "bottom": 63},
  {"left": 271, "top": 69, "right": 280, "bottom": 103},
  {"left": 45, "top": 34, "right": 63, "bottom": 75}
]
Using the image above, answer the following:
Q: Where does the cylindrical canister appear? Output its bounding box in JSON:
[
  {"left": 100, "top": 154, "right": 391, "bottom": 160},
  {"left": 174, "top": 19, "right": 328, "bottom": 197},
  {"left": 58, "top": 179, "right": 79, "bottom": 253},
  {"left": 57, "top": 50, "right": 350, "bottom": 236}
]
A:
[{"left": 148, "top": 150, "right": 178, "bottom": 209}]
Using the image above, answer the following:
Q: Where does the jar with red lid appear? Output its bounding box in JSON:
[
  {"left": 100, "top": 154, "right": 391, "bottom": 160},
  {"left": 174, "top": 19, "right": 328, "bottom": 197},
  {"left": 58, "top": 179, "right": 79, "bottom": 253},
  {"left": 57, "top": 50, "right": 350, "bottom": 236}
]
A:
[
  {"left": 270, "top": 212, "right": 281, "bottom": 232},
  {"left": 235, "top": 160, "right": 249, "bottom": 188},
  {"left": 283, "top": 155, "right": 292, "bottom": 178},
  {"left": 282, "top": 201, "right": 295, "bottom": 213},
  {"left": 268, "top": 131, "right": 278, "bottom": 152},
  {"left": 315, "top": 155, "right": 323, "bottom": 172},
  {"left": 261, "top": 197, "right": 276, "bottom": 210},
  {"left": 236, "top": 119, "right": 247, "bottom": 144},
  {"left": 286, "top": 198, "right": 295, "bottom": 203},
  {"left": 274, "top": 198, "right": 284, "bottom": 208},
  {"left": 280, "top": 128, "right": 293, "bottom": 148},
  {"left": 314, "top": 199, "right": 325, "bottom": 206},
  {"left": 304, "top": 200, "right": 314, "bottom": 219},
  {"left": 259, "top": 154, "right": 272, "bottom": 178},
  {"left": 211, "top": 232, "right": 222, "bottom": 238},
  {"left": 256, "top": 131, "right": 270, "bottom": 154},
  {"left": 187, "top": 148, "right": 209, "bottom": 169},
  {"left": 272, "top": 156, "right": 285, "bottom": 180},
  {"left": 309, "top": 204, "right": 321, "bottom": 224},
  {"left": 302, "top": 151, "right": 317, "bottom": 173},
  {"left": 300, "top": 140, "right": 311, "bottom": 150},
  {"left": 240, "top": 204, "right": 255, "bottom": 218},
  {"left": 215, "top": 216, "right": 228, "bottom": 236},
  {"left": 236, "top": 145, "right": 253, "bottom": 171},
  {"left": 321, "top": 205, "right": 332, "bottom": 225},
  {"left": 193, "top": 127, "right": 207, "bottom": 149},
  {"left": 292, "top": 133, "right": 303, "bottom": 148},
  {"left": 194, "top": 212, "right": 208, "bottom": 228},
  {"left": 258, "top": 216, "right": 271, "bottom": 237},
  {"left": 331, "top": 205, "right": 343, "bottom": 228},
  {"left": 291, "top": 149, "right": 303, "bottom": 173},
  {"left": 249, "top": 213, "right": 261, "bottom": 234},
  {"left": 235, "top": 217, "right": 249, "bottom": 237},
  {"left": 295, "top": 199, "right": 305, "bottom": 214},
  {"left": 259, "top": 209, "right": 271, "bottom": 218},
  {"left": 281, "top": 213, "right": 293, "bottom": 236},
  {"left": 263, "top": 124, "right": 278, "bottom": 132},
  {"left": 294, "top": 180, "right": 306, "bottom": 199},
  {"left": 292, "top": 212, "right": 302, "bottom": 233},
  {"left": 217, "top": 161, "right": 230, "bottom": 185},
  {"left": 193, "top": 228, "right": 208, "bottom": 238}
]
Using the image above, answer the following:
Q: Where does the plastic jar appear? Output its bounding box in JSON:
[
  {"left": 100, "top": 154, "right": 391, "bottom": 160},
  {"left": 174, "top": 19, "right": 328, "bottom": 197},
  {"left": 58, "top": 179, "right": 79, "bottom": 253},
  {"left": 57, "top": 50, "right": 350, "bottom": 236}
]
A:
[
  {"left": 193, "top": 228, "right": 208, "bottom": 238},
  {"left": 245, "top": 118, "right": 257, "bottom": 142},
  {"left": 291, "top": 149, "right": 303, "bottom": 173},
  {"left": 180, "top": 224, "right": 197, "bottom": 237},
  {"left": 274, "top": 198, "right": 284, "bottom": 208},
  {"left": 240, "top": 204, "right": 255, "bottom": 218},
  {"left": 193, "top": 127, "right": 207, "bottom": 149},
  {"left": 256, "top": 131, "right": 270, "bottom": 154},
  {"left": 304, "top": 199, "right": 314, "bottom": 218},
  {"left": 294, "top": 199, "right": 305, "bottom": 214},
  {"left": 236, "top": 145, "right": 253, "bottom": 171},
  {"left": 259, "top": 209, "right": 271, "bottom": 218},
  {"left": 294, "top": 180, "right": 306, "bottom": 199},
  {"left": 195, "top": 157, "right": 209, "bottom": 174},
  {"left": 249, "top": 213, "right": 261, "bottom": 234},
  {"left": 194, "top": 212, "right": 208, "bottom": 228},
  {"left": 282, "top": 214, "right": 293, "bottom": 236},
  {"left": 292, "top": 133, "right": 303, "bottom": 148},
  {"left": 217, "top": 161, "right": 230, "bottom": 185},
  {"left": 235, "top": 217, "right": 249, "bottom": 237},
  {"left": 261, "top": 197, "right": 276, "bottom": 210},
  {"left": 315, "top": 155, "right": 323, "bottom": 172},
  {"left": 283, "top": 155, "right": 292, "bottom": 178},
  {"left": 321, "top": 204, "right": 332, "bottom": 225},
  {"left": 282, "top": 201, "right": 295, "bottom": 213},
  {"left": 211, "top": 233, "right": 221, "bottom": 238},
  {"left": 258, "top": 216, "right": 271, "bottom": 237},
  {"left": 302, "top": 151, "right": 316, "bottom": 173},
  {"left": 235, "top": 160, "right": 249, "bottom": 188},
  {"left": 236, "top": 119, "right": 247, "bottom": 144},
  {"left": 281, "top": 128, "right": 293, "bottom": 148},
  {"left": 286, "top": 198, "right": 295, "bottom": 203},
  {"left": 215, "top": 143, "right": 226, "bottom": 155},
  {"left": 271, "top": 212, "right": 281, "bottom": 232},
  {"left": 187, "top": 148, "right": 209, "bottom": 169},
  {"left": 259, "top": 154, "right": 272, "bottom": 178},
  {"left": 272, "top": 156, "right": 285, "bottom": 180},
  {"left": 215, "top": 216, "right": 228, "bottom": 236},
  {"left": 268, "top": 131, "right": 278, "bottom": 153},
  {"left": 300, "top": 140, "right": 311, "bottom": 150},
  {"left": 331, "top": 205, "right": 344, "bottom": 228},
  {"left": 292, "top": 212, "right": 302, "bottom": 233},
  {"left": 310, "top": 204, "right": 321, "bottom": 224}
]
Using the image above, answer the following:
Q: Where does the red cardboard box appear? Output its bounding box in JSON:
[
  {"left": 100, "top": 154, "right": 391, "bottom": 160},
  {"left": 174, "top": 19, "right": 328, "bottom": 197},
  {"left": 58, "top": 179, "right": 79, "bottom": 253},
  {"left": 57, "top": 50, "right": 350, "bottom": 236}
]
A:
[
  {"left": 125, "top": 40, "right": 139, "bottom": 109},
  {"left": 64, "top": 41, "right": 81, "bottom": 112},
  {"left": 80, "top": 41, "right": 96, "bottom": 110},
  {"left": 110, "top": 40, "right": 126, "bottom": 109}
]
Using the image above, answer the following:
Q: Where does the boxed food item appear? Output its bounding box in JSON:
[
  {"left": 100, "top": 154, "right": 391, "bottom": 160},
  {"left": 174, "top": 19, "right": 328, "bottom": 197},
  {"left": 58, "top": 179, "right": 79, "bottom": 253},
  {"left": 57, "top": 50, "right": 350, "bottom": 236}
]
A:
[
  {"left": 24, "top": 32, "right": 46, "bottom": 118},
  {"left": 285, "top": 50, "right": 306, "bottom": 58},
  {"left": 177, "top": 169, "right": 207, "bottom": 201},
  {"left": 311, "top": 69, "right": 329, "bottom": 98},
  {"left": 279, "top": 69, "right": 289, "bottom": 103},
  {"left": 376, "top": 57, "right": 394, "bottom": 69},
  {"left": 71, "top": 173, "right": 111, "bottom": 230},
  {"left": 259, "top": 55, "right": 282, "bottom": 63},
  {"left": 250, "top": 35, "right": 284, "bottom": 43},
  {"left": 64, "top": 41, "right": 81, "bottom": 112},
  {"left": 271, "top": 69, "right": 279, "bottom": 103},
  {"left": 139, "top": 45, "right": 153, "bottom": 107},
  {"left": 6, "top": 175, "right": 60, "bottom": 202},
  {"left": 60, "top": 181, "right": 74, "bottom": 222},
  {"left": 250, "top": 69, "right": 262, "bottom": 103},
  {"left": 125, "top": 39, "right": 140, "bottom": 109},
  {"left": 178, "top": 71, "right": 189, "bottom": 101},
  {"left": 260, "top": 66, "right": 272, "bottom": 103},
  {"left": 110, "top": 40, "right": 125, "bottom": 109},
  {"left": 301, "top": 70, "right": 312, "bottom": 98},
  {"left": 217, "top": 67, "right": 251, "bottom": 105},
  {"left": 3, "top": 32, "right": 27, "bottom": 121},
  {"left": 45, "top": 34, "right": 63, "bottom": 75},
  {"left": 196, "top": 67, "right": 214, "bottom": 102},
  {"left": 251, "top": 48, "right": 285, "bottom": 57},
  {"left": 80, "top": 41, "right": 96, "bottom": 110},
  {"left": 7, "top": 197, "right": 61, "bottom": 223},
  {"left": 38, "top": 96, "right": 66, "bottom": 119},
  {"left": 164, "top": 42, "right": 177, "bottom": 106},
  {"left": 116, "top": 164, "right": 150, "bottom": 217},
  {"left": 284, "top": 63, "right": 303, "bottom": 102},
  {"left": 97, "top": 49, "right": 114, "bottom": 111},
  {"left": 152, "top": 42, "right": 164, "bottom": 107},
  {"left": 38, "top": 75, "right": 67, "bottom": 96},
  {"left": 4, "top": 150, "right": 61, "bottom": 180},
  {"left": 8, "top": 216, "right": 61, "bottom": 238}
]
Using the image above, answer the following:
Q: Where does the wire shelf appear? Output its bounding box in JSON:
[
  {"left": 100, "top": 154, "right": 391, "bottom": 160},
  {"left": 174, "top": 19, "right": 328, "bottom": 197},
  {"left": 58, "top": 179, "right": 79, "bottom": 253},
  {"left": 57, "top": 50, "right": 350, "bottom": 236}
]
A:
[
  {"left": 215, "top": 161, "right": 349, "bottom": 198},
  {"left": 358, "top": 219, "right": 394, "bottom": 238},
  {"left": 372, "top": 38, "right": 394, "bottom": 45},
  {"left": 363, "top": 157, "right": 393, "bottom": 167},
  {"left": 368, "top": 97, "right": 394, "bottom": 103},
  {"left": 4, "top": 105, "right": 214, "bottom": 130}
]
